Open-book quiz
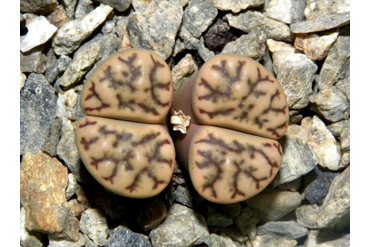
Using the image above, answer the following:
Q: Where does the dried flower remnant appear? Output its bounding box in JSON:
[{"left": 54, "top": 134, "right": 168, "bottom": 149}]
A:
[
  {"left": 172, "top": 54, "right": 289, "bottom": 204},
  {"left": 76, "top": 49, "right": 175, "bottom": 198}
]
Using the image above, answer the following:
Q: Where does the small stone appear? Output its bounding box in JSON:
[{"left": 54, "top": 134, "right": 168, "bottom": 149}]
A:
[
  {"left": 203, "top": 233, "right": 238, "bottom": 247},
  {"left": 295, "top": 204, "right": 320, "bottom": 228},
  {"left": 339, "top": 123, "right": 350, "bottom": 167},
  {"left": 93, "top": 0, "right": 131, "bottom": 11},
  {"left": 273, "top": 50, "right": 318, "bottom": 109},
  {"left": 245, "top": 189, "right": 302, "bottom": 223},
  {"left": 56, "top": 118, "right": 83, "bottom": 181},
  {"left": 294, "top": 29, "right": 339, "bottom": 60},
  {"left": 197, "top": 37, "right": 215, "bottom": 62},
  {"left": 335, "top": 77, "right": 350, "bottom": 102},
  {"left": 80, "top": 208, "right": 109, "bottom": 246},
  {"left": 203, "top": 19, "right": 236, "bottom": 52},
  {"left": 106, "top": 226, "right": 152, "bottom": 247},
  {"left": 303, "top": 166, "right": 339, "bottom": 205},
  {"left": 56, "top": 89, "right": 78, "bottom": 120},
  {"left": 171, "top": 54, "right": 198, "bottom": 91},
  {"left": 67, "top": 199, "right": 86, "bottom": 217},
  {"left": 296, "top": 166, "right": 350, "bottom": 229},
  {"left": 41, "top": 117, "right": 62, "bottom": 156},
  {"left": 174, "top": 185, "right": 193, "bottom": 207},
  {"left": 305, "top": 229, "right": 350, "bottom": 247},
  {"left": 20, "top": 0, "right": 58, "bottom": 15},
  {"left": 278, "top": 177, "right": 302, "bottom": 192},
  {"left": 137, "top": 198, "right": 167, "bottom": 232},
  {"left": 267, "top": 0, "right": 307, "bottom": 24},
  {"left": 62, "top": 0, "right": 78, "bottom": 19},
  {"left": 222, "top": 27, "right": 267, "bottom": 61},
  {"left": 20, "top": 46, "right": 47, "bottom": 73},
  {"left": 47, "top": 5, "right": 70, "bottom": 29},
  {"left": 310, "top": 86, "right": 350, "bottom": 122},
  {"left": 302, "top": 116, "right": 342, "bottom": 170},
  {"left": 20, "top": 207, "right": 43, "bottom": 247},
  {"left": 206, "top": 203, "right": 241, "bottom": 228},
  {"left": 233, "top": 207, "right": 259, "bottom": 236},
  {"left": 183, "top": 0, "right": 218, "bottom": 38},
  {"left": 52, "top": 4, "right": 113, "bottom": 55},
  {"left": 149, "top": 203, "right": 209, "bottom": 247},
  {"left": 20, "top": 71, "right": 26, "bottom": 91},
  {"left": 252, "top": 234, "right": 297, "bottom": 247},
  {"left": 178, "top": 25, "right": 200, "bottom": 50},
  {"left": 66, "top": 173, "right": 78, "bottom": 200},
  {"left": 20, "top": 73, "right": 57, "bottom": 155},
  {"left": 318, "top": 36, "right": 350, "bottom": 90},
  {"left": 221, "top": 225, "right": 251, "bottom": 243},
  {"left": 20, "top": 15, "right": 57, "bottom": 53},
  {"left": 49, "top": 233, "right": 86, "bottom": 247},
  {"left": 272, "top": 125, "right": 318, "bottom": 187},
  {"left": 304, "top": 0, "right": 350, "bottom": 20},
  {"left": 75, "top": 0, "right": 97, "bottom": 19},
  {"left": 84, "top": 234, "right": 99, "bottom": 247},
  {"left": 225, "top": 10, "right": 295, "bottom": 42},
  {"left": 58, "top": 40, "right": 101, "bottom": 88},
  {"left": 266, "top": 39, "right": 300, "bottom": 53},
  {"left": 208, "top": 0, "right": 264, "bottom": 13},
  {"left": 128, "top": 0, "right": 183, "bottom": 60},
  {"left": 317, "top": 166, "right": 350, "bottom": 228},
  {"left": 257, "top": 221, "right": 308, "bottom": 239},
  {"left": 290, "top": 12, "right": 350, "bottom": 33},
  {"left": 327, "top": 119, "right": 350, "bottom": 138},
  {"left": 20, "top": 152, "right": 73, "bottom": 234}
]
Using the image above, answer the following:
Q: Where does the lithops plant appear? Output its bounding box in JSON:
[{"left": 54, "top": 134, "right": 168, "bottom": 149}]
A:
[
  {"left": 172, "top": 53, "right": 289, "bottom": 204},
  {"left": 75, "top": 49, "right": 175, "bottom": 198}
]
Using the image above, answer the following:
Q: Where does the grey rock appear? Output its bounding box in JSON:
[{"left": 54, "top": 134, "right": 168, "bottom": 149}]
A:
[
  {"left": 266, "top": 0, "right": 307, "bottom": 24},
  {"left": 149, "top": 203, "right": 209, "bottom": 247},
  {"left": 225, "top": 10, "right": 295, "bottom": 42},
  {"left": 41, "top": 117, "right": 62, "bottom": 156},
  {"left": 339, "top": 123, "right": 350, "bottom": 167},
  {"left": 52, "top": 4, "right": 113, "bottom": 55},
  {"left": 48, "top": 233, "right": 86, "bottom": 247},
  {"left": 84, "top": 234, "right": 99, "bottom": 247},
  {"left": 301, "top": 116, "right": 342, "bottom": 170},
  {"left": 47, "top": 5, "right": 70, "bottom": 29},
  {"left": 272, "top": 125, "right": 318, "bottom": 187},
  {"left": 172, "top": 39, "right": 186, "bottom": 57},
  {"left": 206, "top": 203, "right": 241, "bottom": 228},
  {"left": 20, "top": 46, "right": 47, "bottom": 73},
  {"left": 318, "top": 36, "right": 350, "bottom": 90},
  {"left": 58, "top": 39, "right": 101, "bottom": 88},
  {"left": 56, "top": 89, "right": 78, "bottom": 120},
  {"left": 304, "top": 0, "right": 350, "bottom": 20},
  {"left": 208, "top": 0, "right": 264, "bottom": 13},
  {"left": 197, "top": 37, "right": 215, "bottom": 62},
  {"left": 56, "top": 118, "right": 83, "bottom": 181},
  {"left": 20, "top": 15, "right": 57, "bottom": 53},
  {"left": 245, "top": 189, "right": 302, "bottom": 223},
  {"left": 20, "top": 0, "right": 58, "bottom": 15},
  {"left": 128, "top": 0, "right": 183, "bottom": 60},
  {"left": 75, "top": 0, "right": 96, "bottom": 19},
  {"left": 222, "top": 27, "right": 267, "bottom": 61},
  {"left": 257, "top": 221, "right": 308, "bottom": 239},
  {"left": 66, "top": 173, "right": 78, "bottom": 200},
  {"left": 45, "top": 48, "right": 58, "bottom": 83},
  {"left": 294, "top": 29, "right": 339, "bottom": 61},
  {"left": 234, "top": 207, "right": 259, "bottom": 236},
  {"left": 174, "top": 185, "right": 193, "bottom": 207},
  {"left": 290, "top": 11, "right": 350, "bottom": 33},
  {"left": 178, "top": 25, "right": 200, "bottom": 50},
  {"left": 296, "top": 166, "right": 350, "bottom": 229},
  {"left": 93, "top": 0, "right": 131, "bottom": 11},
  {"left": 137, "top": 198, "right": 167, "bottom": 232},
  {"left": 221, "top": 225, "right": 250, "bottom": 242},
  {"left": 252, "top": 234, "right": 297, "bottom": 247},
  {"left": 62, "top": 0, "right": 78, "bottom": 19},
  {"left": 273, "top": 51, "right": 318, "bottom": 109},
  {"left": 335, "top": 77, "right": 350, "bottom": 102},
  {"left": 183, "top": 0, "right": 218, "bottom": 38},
  {"left": 303, "top": 166, "right": 339, "bottom": 205},
  {"left": 203, "top": 233, "right": 238, "bottom": 247},
  {"left": 80, "top": 208, "right": 109, "bottom": 246},
  {"left": 310, "top": 86, "right": 350, "bottom": 122},
  {"left": 106, "top": 226, "right": 152, "bottom": 247},
  {"left": 317, "top": 166, "right": 350, "bottom": 228},
  {"left": 171, "top": 53, "right": 198, "bottom": 92},
  {"left": 304, "top": 229, "right": 350, "bottom": 247},
  {"left": 20, "top": 72, "right": 26, "bottom": 91},
  {"left": 327, "top": 119, "right": 350, "bottom": 138},
  {"left": 20, "top": 73, "right": 57, "bottom": 155}
]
